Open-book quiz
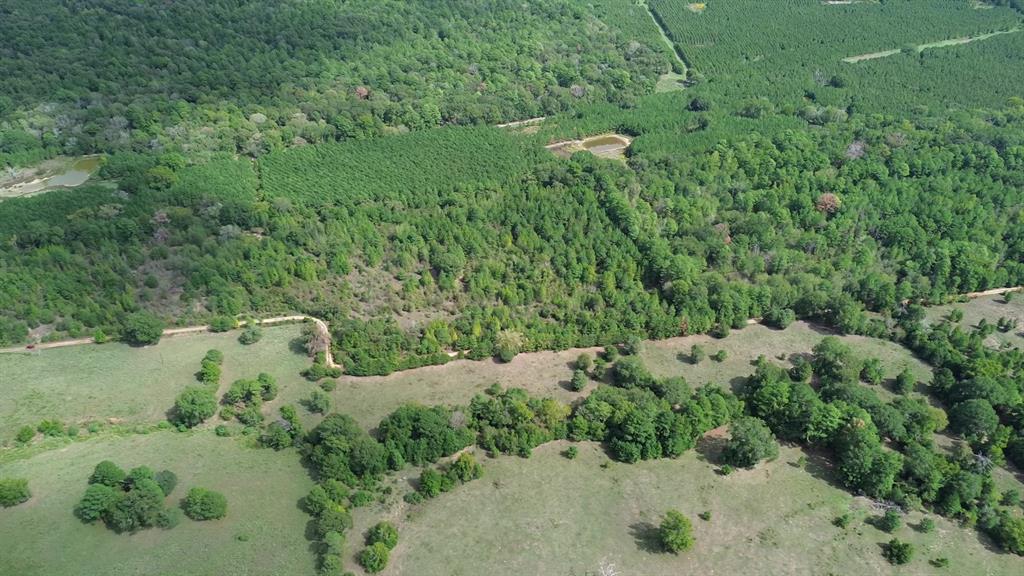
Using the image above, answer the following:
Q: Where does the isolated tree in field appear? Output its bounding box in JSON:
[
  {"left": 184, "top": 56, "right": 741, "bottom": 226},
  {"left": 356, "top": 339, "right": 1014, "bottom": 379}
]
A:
[
  {"left": 174, "top": 386, "right": 217, "bottom": 428},
  {"left": 183, "top": 487, "right": 227, "bottom": 520},
  {"left": 659, "top": 509, "right": 694, "bottom": 553},
  {"left": 305, "top": 389, "right": 332, "bottom": 414},
  {"left": 623, "top": 335, "right": 643, "bottom": 355},
  {"left": 238, "top": 324, "right": 262, "bottom": 344},
  {"left": 121, "top": 311, "right": 165, "bottom": 345},
  {"left": 0, "top": 478, "right": 30, "bottom": 507},
  {"left": 722, "top": 417, "right": 778, "bottom": 468},
  {"left": 367, "top": 521, "right": 399, "bottom": 550},
  {"left": 690, "top": 344, "right": 705, "bottom": 364},
  {"left": 877, "top": 509, "right": 901, "bottom": 533},
  {"left": 358, "top": 542, "right": 390, "bottom": 573}
]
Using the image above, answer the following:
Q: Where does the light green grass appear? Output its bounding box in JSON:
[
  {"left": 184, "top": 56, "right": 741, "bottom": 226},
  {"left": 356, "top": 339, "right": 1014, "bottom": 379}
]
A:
[
  {"left": 924, "top": 294, "right": 1024, "bottom": 349},
  {"left": 0, "top": 431, "right": 315, "bottom": 576},
  {"left": 0, "top": 324, "right": 311, "bottom": 442},
  {"left": 346, "top": 441, "right": 1021, "bottom": 576}
]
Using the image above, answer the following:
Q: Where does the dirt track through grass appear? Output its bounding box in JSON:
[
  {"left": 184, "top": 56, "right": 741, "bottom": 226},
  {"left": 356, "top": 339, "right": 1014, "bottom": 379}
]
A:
[{"left": 843, "top": 27, "right": 1020, "bottom": 62}]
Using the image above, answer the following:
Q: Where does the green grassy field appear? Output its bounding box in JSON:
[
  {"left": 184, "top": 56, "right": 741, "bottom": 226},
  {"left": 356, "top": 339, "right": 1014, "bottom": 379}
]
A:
[
  {"left": 0, "top": 324, "right": 312, "bottom": 443},
  {"left": 0, "top": 431, "right": 315, "bottom": 576},
  {"left": 345, "top": 441, "right": 1021, "bottom": 576},
  {"left": 924, "top": 294, "right": 1024, "bottom": 349}
]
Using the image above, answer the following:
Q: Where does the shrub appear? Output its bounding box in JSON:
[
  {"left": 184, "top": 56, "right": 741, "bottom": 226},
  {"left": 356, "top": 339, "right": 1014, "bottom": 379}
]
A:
[
  {"left": 659, "top": 509, "right": 694, "bottom": 553},
  {"left": 623, "top": 335, "right": 643, "bottom": 355},
  {"left": 570, "top": 369, "right": 588, "bottom": 392},
  {"left": 305, "top": 390, "right": 332, "bottom": 414},
  {"left": 919, "top": 517, "right": 935, "bottom": 533},
  {"left": 877, "top": 509, "right": 901, "bottom": 533},
  {"left": 711, "top": 350, "right": 728, "bottom": 362},
  {"left": 15, "top": 425, "right": 35, "bottom": 443},
  {"left": 262, "top": 422, "right": 293, "bottom": 450},
  {"left": 0, "top": 478, "right": 30, "bottom": 507},
  {"left": 204, "top": 349, "right": 224, "bottom": 364},
  {"left": 173, "top": 386, "right": 217, "bottom": 427},
  {"left": 722, "top": 417, "right": 778, "bottom": 469},
  {"left": 575, "top": 353, "right": 592, "bottom": 372},
  {"left": 690, "top": 344, "right": 705, "bottom": 364},
  {"left": 894, "top": 368, "right": 915, "bottom": 395},
  {"left": 367, "top": 521, "right": 399, "bottom": 550},
  {"left": 447, "top": 453, "right": 483, "bottom": 483},
  {"left": 182, "top": 487, "right": 227, "bottom": 520},
  {"left": 320, "top": 379, "right": 337, "bottom": 392},
  {"left": 214, "top": 424, "right": 231, "bottom": 437},
  {"left": 698, "top": 510, "right": 712, "bottom": 521},
  {"left": 238, "top": 325, "right": 263, "bottom": 345},
  {"left": 37, "top": 419, "right": 64, "bottom": 436},
  {"left": 419, "top": 468, "right": 444, "bottom": 498},
  {"left": 403, "top": 491, "right": 424, "bottom": 504},
  {"left": 316, "top": 507, "right": 353, "bottom": 538},
  {"left": 930, "top": 557, "right": 950, "bottom": 568},
  {"left": 154, "top": 470, "right": 178, "bottom": 496},
  {"left": 358, "top": 542, "right": 390, "bottom": 573},
  {"left": 156, "top": 507, "right": 183, "bottom": 529},
  {"left": 833, "top": 514, "right": 852, "bottom": 528},
  {"left": 860, "top": 358, "right": 884, "bottom": 386},
  {"left": 209, "top": 315, "right": 236, "bottom": 332},
  {"left": 882, "top": 538, "right": 913, "bottom": 565},
  {"left": 76, "top": 483, "right": 118, "bottom": 521},
  {"left": 565, "top": 446, "right": 578, "bottom": 459},
  {"left": 121, "top": 311, "right": 165, "bottom": 345},
  {"left": 90, "top": 460, "right": 126, "bottom": 487},
  {"left": 350, "top": 491, "right": 373, "bottom": 507}
]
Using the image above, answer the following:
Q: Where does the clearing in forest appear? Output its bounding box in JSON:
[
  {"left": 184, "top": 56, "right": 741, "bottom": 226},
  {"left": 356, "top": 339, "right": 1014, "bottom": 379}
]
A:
[{"left": 843, "top": 27, "right": 1021, "bottom": 62}]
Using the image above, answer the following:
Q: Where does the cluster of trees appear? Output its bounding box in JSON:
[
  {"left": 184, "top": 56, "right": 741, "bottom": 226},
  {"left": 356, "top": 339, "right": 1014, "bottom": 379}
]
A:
[
  {"left": 377, "top": 404, "right": 475, "bottom": 467},
  {"left": 0, "top": 0, "right": 669, "bottom": 167},
  {"left": 75, "top": 461, "right": 181, "bottom": 532},
  {"left": 412, "top": 453, "right": 485, "bottom": 502},
  {"left": 742, "top": 334, "right": 1024, "bottom": 556},
  {"left": 468, "top": 386, "right": 571, "bottom": 457},
  {"left": 220, "top": 373, "right": 278, "bottom": 426},
  {"left": 358, "top": 522, "right": 399, "bottom": 573}
]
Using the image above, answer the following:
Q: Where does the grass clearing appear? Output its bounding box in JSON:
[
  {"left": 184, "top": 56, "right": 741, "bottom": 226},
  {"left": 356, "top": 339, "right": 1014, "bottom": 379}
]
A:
[
  {"left": 924, "top": 294, "right": 1024, "bottom": 349},
  {"left": 346, "top": 441, "right": 1021, "bottom": 576},
  {"left": 0, "top": 431, "right": 315, "bottom": 576},
  {"left": 0, "top": 324, "right": 311, "bottom": 442}
]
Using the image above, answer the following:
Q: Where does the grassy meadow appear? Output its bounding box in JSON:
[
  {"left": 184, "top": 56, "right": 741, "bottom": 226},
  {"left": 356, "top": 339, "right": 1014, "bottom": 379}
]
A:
[
  {"left": 345, "top": 441, "right": 1022, "bottom": 576},
  {"left": 0, "top": 431, "right": 315, "bottom": 576}
]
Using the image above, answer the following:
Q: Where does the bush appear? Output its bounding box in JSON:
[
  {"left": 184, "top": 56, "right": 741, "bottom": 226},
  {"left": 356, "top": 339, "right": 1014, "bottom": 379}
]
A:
[
  {"left": 215, "top": 424, "right": 231, "bottom": 437},
  {"left": 877, "top": 509, "right": 901, "bottom": 533},
  {"left": 76, "top": 483, "right": 118, "bottom": 521},
  {"left": 0, "top": 478, "right": 30, "bottom": 507},
  {"left": 305, "top": 390, "right": 332, "bottom": 414},
  {"left": 183, "top": 487, "right": 228, "bottom": 520},
  {"left": 262, "top": 422, "right": 293, "bottom": 450},
  {"left": 711, "top": 350, "right": 728, "bottom": 362},
  {"left": 833, "top": 513, "right": 852, "bottom": 528},
  {"left": 367, "top": 521, "right": 399, "bottom": 550},
  {"left": 204, "top": 349, "right": 224, "bottom": 364},
  {"left": 320, "top": 379, "right": 337, "bottom": 392},
  {"left": 15, "top": 425, "right": 35, "bottom": 443},
  {"left": 860, "top": 358, "right": 884, "bottom": 386},
  {"left": 570, "top": 369, "right": 588, "bottom": 392},
  {"left": 419, "top": 468, "right": 445, "bottom": 498},
  {"left": 919, "top": 517, "right": 935, "bottom": 533},
  {"left": 350, "top": 491, "right": 374, "bottom": 507},
  {"left": 565, "top": 446, "right": 578, "bottom": 459},
  {"left": 882, "top": 538, "right": 913, "bottom": 565},
  {"left": 722, "top": 417, "right": 778, "bottom": 469},
  {"left": 209, "top": 315, "right": 236, "bottom": 332},
  {"left": 154, "top": 470, "right": 178, "bottom": 496},
  {"left": 90, "top": 460, "right": 126, "bottom": 487},
  {"left": 156, "top": 507, "right": 183, "bottom": 529},
  {"left": 623, "top": 335, "right": 643, "bottom": 355},
  {"left": 447, "top": 453, "right": 483, "bottom": 483},
  {"left": 659, "top": 509, "right": 694, "bottom": 553},
  {"left": 894, "top": 368, "right": 915, "bottom": 395},
  {"left": 173, "top": 386, "right": 217, "bottom": 428},
  {"left": 37, "top": 419, "right": 64, "bottom": 436},
  {"left": 403, "top": 491, "right": 424, "bottom": 505},
  {"left": 238, "top": 324, "right": 263, "bottom": 345},
  {"left": 575, "top": 353, "right": 592, "bottom": 372},
  {"left": 690, "top": 344, "right": 705, "bottom": 364},
  {"left": 122, "top": 311, "right": 165, "bottom": 345},
  {"left": 698, "top": 510, "right": 712, "bottom": 521},
  {"left": 358, "top": 542, "right": 390, "bottom": 573}
]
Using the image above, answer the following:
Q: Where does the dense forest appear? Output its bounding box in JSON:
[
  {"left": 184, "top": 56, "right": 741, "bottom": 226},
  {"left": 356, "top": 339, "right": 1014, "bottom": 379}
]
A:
[{"left": 0, "top": 0, "right": 669, "bottom": 167}]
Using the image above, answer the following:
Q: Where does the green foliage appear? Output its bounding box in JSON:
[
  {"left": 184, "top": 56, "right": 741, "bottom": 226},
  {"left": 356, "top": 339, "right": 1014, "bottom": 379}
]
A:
[
  {"left": 575, "top": 353, "right": 592, "bottom": 372},
  {"left": 208, "top": 316, "right": 236, "bottom": 332},
  {"left": 711, "top": 350, "right": 728, "bottom": 363},
  {"left": 722, "top": 417, "right": 778, "bottom": 469},
  {"left": 15, "top": 425, "right": 34, "bottom": 443},
  {"left": 122, "top": 312, "right": 165, "bottom": 346},
  {"left": 565, "top": 446, "right": 578, "bottom": 459},
  {"left": 367, "top": 521, "right": 399, "bottom": 550},
  {"left": 156, "top": 507, "right": 183, "bottom": 529},
  {"left": 358, "top": 542, "right": 390, "bottom": 573},
  {"left": 154, "top": 470, "right": 178, "bottom": 496},
  {"left": 305, "top": 390, "right": 332, "bottom": 415},
  {"left": 570, "top": 369, "right": 589, "bottom": 392},
  {"left": 183, "top": 487, "right": 228, "bottom": 521},
  {"left": 0, "top": 478, "right": 30, "bottom": 507},
  {"left": 173, "top": 386, "right": 217, "bottom": 428},
  {"left": 307, "top": 414, "right": 388, "bottom": 486},
  {"left": 882, "top": 538, "right": 914, "bottom": 565},
  {"left": 860, "top": 358, "right": 884, "bottom": 386},
  {"left": 894, "top": 368, "right": 916, "bottom": 395},
  {"left": 89, "top": 461, "right": 126, "bottom": 487},
  {"left": 238, "top": 325, "right": 263, "bottom": 345},
  {"left": 658, "top": 509, "right": 694, "bottom": 554},
  {"left": 877, "top": 509, "right": 902, "bottom": 533},
  {"left": 469, "top": 387, "right": 569, "bottom": 457},
  {"left": 690, "top": 345, "right": 705, "bottom": 365},
  {"left": 833, "top": 514, "right": 852, "bottom": 529},
  {"left": 378, "top": 404, "right": 475, "bottom": 467},
  {"left": 919, "top": 517, "right": 936, "bottom": 533}
]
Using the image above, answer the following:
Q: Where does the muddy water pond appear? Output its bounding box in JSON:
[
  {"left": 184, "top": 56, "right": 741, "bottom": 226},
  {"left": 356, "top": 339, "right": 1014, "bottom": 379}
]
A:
[
  {"left": 0, "top": 156, "right": 102, "bottom": 199},
  {"left": 546, "top": 134, "right": 632, "bottom": 160}
]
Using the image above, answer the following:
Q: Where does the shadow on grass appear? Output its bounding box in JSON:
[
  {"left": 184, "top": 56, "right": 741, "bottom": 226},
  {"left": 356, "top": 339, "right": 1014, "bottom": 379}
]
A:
[
  {"left": 629, "top": 521, "right": 662, "bottom": 554},
  {"left": 696, "top": 434, "right": 727, "bottom": 464},
  {"left": 288, "top": 337, "right": 309, "bottom": 356}
]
